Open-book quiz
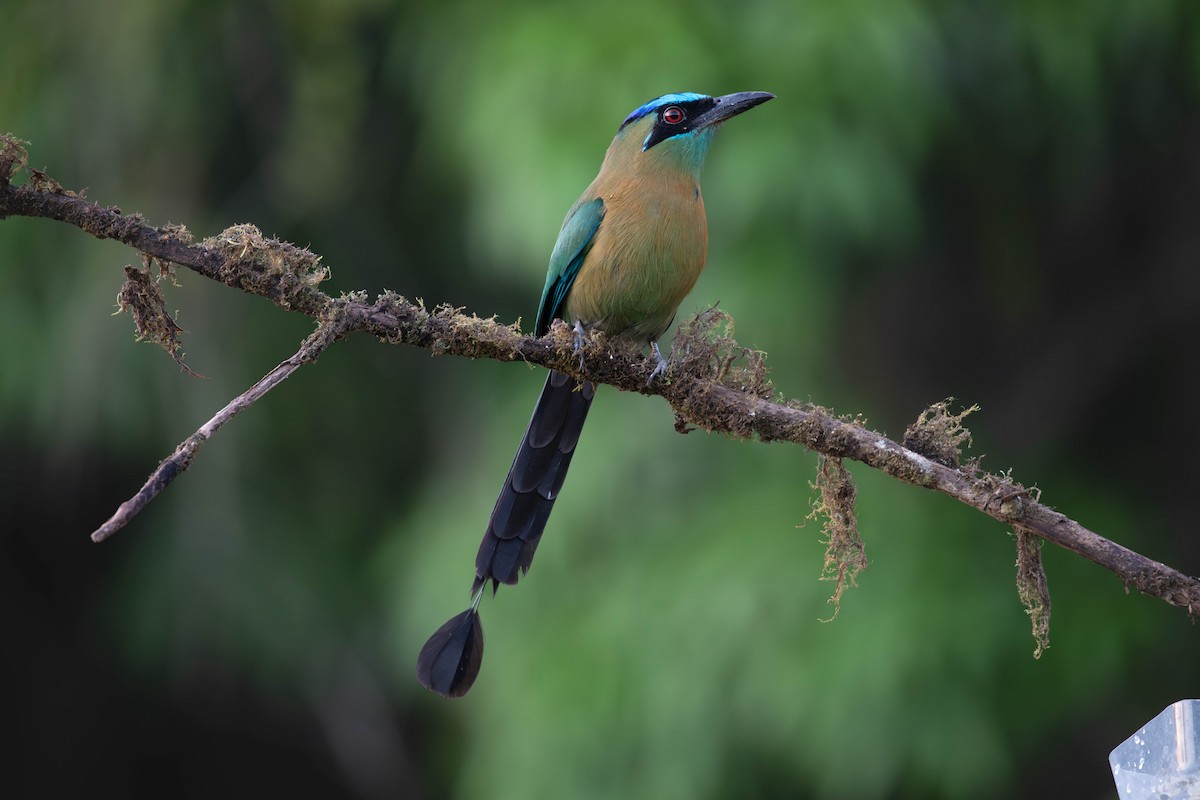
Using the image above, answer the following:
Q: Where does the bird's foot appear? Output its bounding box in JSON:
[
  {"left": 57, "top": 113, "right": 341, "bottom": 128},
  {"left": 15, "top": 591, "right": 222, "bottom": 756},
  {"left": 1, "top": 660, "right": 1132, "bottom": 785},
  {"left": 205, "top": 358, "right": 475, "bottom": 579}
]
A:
[
  {"left": 647, "top": 340, "right": 669, "bottom": 384},
  {"left": 572, "top": 320, "right": 592, "bottom": 369}
]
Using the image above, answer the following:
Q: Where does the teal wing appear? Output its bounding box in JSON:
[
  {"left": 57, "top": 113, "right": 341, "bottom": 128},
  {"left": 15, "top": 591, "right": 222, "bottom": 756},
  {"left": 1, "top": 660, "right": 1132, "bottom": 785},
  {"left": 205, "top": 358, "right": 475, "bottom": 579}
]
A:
[{"left": 535, "top": 196, "right": 605, "bottom": 337}]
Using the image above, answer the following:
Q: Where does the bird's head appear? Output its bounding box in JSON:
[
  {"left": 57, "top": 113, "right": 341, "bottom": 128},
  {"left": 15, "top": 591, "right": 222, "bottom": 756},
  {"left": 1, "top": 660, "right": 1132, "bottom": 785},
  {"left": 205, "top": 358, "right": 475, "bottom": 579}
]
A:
[{"left": 609, "top": 91, "right": 774, "bottom": 179}]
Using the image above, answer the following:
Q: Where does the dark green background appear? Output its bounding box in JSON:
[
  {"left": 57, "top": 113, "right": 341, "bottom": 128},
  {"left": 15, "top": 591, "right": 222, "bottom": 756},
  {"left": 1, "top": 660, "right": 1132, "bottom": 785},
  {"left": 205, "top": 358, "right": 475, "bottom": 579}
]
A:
[{"left": 2, "top": 1, "right": 1197, "bottom": 797}]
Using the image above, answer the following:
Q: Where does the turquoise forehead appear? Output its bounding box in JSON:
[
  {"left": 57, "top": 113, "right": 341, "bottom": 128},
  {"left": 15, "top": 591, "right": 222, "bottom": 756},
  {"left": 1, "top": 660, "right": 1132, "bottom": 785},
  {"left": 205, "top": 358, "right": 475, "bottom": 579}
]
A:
[{"left": 620, "top": 92, "right": 709, "bottom": 128}]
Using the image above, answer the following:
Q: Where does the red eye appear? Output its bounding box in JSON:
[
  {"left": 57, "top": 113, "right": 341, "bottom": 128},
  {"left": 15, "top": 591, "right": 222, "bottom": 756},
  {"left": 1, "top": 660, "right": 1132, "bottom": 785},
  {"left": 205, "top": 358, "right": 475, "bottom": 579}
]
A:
[{"left": 662, "top": 106, "right": 685, "bottom": 125}]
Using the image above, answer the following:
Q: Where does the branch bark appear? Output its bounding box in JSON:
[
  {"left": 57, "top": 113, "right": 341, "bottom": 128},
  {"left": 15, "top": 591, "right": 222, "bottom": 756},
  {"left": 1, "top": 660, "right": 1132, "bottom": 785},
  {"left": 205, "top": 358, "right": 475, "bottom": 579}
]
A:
[{"left": 2, "top": 136, "right": 1197, "bottom": 620}]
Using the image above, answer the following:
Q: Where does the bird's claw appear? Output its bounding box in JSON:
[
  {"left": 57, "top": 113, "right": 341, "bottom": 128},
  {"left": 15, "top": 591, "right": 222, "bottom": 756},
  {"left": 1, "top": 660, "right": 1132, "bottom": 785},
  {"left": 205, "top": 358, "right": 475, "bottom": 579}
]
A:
[
  {"left": 571, "top": 319, "right": 592, "bottom": 349},
  {"left": 647, "top": 341, "right": 669, "bottom": 385},
  {"left": 572, "top": 320, "right": 592, "bottom": 369}
]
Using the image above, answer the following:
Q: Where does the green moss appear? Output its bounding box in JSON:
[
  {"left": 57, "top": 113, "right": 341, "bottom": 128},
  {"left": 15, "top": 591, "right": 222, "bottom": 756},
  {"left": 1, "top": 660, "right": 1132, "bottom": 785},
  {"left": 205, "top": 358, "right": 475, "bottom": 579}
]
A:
[
  {"left": 903, "top": 398, "right": 978, "bottom": 469},
  {"left": 115, "top": 259, "right": 200, "bottom": 376},
  {"left": 203, "top": 224, "right": 331, "bottom": 313},
  {"left": 0, "top": 134, "right": 28, "bottom": 186},
  {"left": 807, "top": 455, "right": 866, "bottom": 618}
]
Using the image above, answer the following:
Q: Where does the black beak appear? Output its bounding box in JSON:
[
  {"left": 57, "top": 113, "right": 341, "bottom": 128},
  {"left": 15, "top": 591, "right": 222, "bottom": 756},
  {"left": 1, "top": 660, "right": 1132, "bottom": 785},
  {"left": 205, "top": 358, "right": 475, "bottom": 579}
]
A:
[{"left": 693, "top": 91, "right": 775, "bottom": 130}]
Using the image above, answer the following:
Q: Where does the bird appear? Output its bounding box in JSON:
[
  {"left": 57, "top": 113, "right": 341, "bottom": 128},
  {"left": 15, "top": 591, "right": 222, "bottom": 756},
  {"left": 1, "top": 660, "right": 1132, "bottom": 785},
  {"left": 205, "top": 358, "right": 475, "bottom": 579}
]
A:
[{"left": 417, "top": 90, "right": 774, "bottom": 698}]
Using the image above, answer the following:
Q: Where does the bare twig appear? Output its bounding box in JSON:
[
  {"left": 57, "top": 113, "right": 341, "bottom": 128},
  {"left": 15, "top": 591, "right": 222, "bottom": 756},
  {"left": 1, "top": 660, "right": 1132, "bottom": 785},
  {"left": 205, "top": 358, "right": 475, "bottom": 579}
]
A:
[
  {"left": 90, "top": 314, "right": 355, "bottom": 542},
  {"left": 3, "top": 138, "right": 1198, "bottom": 619}
]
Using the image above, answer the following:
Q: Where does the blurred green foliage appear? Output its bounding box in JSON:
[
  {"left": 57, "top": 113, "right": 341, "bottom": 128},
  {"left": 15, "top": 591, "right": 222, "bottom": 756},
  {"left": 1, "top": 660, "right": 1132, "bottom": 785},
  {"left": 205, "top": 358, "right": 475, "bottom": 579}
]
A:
[{"left": 3, "top": 1, "right": 1199, "bottom": 798}]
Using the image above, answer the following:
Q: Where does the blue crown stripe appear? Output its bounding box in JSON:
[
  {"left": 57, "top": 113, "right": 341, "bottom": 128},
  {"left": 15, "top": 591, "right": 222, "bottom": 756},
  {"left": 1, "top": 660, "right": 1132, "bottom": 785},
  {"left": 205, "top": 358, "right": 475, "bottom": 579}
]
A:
[{"left": 620, "top": 92, "right": 708, "bottom": 129}]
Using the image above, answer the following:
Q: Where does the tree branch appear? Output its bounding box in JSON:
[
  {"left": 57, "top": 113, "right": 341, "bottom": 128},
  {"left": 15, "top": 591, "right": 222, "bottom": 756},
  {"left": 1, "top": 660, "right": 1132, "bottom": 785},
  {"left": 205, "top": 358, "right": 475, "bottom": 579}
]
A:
[
  {"left": 89, "top": 314, "right": 356, "bottom": 542},
  {"left": 3, "top": 135, "right": 1197, "bottom": 623}
]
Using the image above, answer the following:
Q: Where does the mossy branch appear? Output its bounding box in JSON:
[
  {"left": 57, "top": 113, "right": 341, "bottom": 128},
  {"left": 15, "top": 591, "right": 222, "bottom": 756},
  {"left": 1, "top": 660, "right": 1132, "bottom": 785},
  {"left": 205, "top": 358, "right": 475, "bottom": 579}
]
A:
[{"left": 2, "top": 135, "right": 1198, "bottom": 634}]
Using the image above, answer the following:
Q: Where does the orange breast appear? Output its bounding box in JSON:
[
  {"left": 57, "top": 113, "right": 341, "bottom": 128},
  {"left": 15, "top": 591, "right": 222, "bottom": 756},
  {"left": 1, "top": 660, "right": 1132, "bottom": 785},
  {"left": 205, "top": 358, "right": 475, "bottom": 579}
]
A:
[{"left": 565, "top": 173, "right": 708, "bottom": 342}]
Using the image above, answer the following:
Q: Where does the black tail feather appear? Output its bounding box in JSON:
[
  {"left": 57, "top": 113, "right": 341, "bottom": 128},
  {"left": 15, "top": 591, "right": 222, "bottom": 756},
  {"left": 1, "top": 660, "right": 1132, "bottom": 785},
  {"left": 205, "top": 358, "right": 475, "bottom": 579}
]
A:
[
  {"left": 417, "top": 369, "right": 593, "bottom": 698},
  {"left": 415, "top": 607, "right": 484, "bottom": 698},
  {"left": 473, "top": 369, "right": 594, "bottom": 593}
]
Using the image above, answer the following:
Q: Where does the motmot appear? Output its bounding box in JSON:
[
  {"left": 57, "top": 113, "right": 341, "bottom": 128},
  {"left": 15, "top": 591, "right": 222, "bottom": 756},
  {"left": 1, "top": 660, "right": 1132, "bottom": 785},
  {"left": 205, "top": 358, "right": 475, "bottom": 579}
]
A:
[{"left": 417, "top": 90, "right": 774, "bottom": 697}]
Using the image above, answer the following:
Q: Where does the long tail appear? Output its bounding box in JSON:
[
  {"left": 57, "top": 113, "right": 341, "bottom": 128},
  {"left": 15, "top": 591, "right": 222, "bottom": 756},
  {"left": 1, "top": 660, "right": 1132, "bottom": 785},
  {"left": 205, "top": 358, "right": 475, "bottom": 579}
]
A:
[
  {"left": 416, "top": 369, "right": 595, "bottom": 697},
  {"left": 474, "top": 369, "right": 595, "bottom": 592}
]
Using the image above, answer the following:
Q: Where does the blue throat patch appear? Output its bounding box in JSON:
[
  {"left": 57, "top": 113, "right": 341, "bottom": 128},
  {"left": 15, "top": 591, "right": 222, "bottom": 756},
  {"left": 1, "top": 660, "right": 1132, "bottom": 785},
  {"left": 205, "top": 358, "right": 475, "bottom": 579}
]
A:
[{"left": 653, "top": 126, "right": 715, "bottom": 178}]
